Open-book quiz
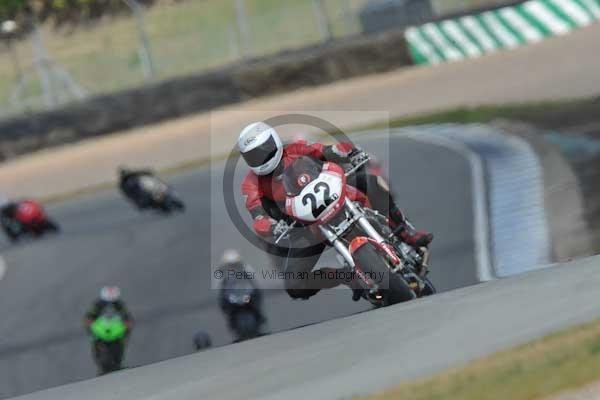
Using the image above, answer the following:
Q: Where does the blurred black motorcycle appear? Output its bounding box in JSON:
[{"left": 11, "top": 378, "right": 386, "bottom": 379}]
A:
[
  {"left": 220, "top": 279, "right": 266, "bottom": 342},
  {"left": 118, "top": 167, "right": 185, "bottom": 213}
]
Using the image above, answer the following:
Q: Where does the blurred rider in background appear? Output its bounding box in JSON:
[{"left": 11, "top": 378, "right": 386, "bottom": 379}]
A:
[
  {"left": 85, "top": 286, "right": 134, "bottom": 333},
  {"left": 118, "top": 166, "right": 156, "bottom": 209},
  {"left": 0, "top": 196, "right": 58, "bottom": 240},
  {"left": 217, "top": 249, "right": 266, "bottom": 330}
]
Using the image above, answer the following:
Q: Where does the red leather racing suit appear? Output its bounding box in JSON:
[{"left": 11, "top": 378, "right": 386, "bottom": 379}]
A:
[
  {"left": 241, "top": 140, "right": 374, "bottom": 235},
  {"left": 239, "top": 139, "right": 429, "bottom": 300}
]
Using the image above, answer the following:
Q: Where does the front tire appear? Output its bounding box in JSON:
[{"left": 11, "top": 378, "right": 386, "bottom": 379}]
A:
[
  {"left": 352, "top": 243, "right": 416, "bottom": 306},
  {"left": 193, "top": 330, "right": 212, "bottom": 351},
  {"left": 43, "top": 219, "right": 60, "bottom": 233},
  {"left": 95, "top": 341, "right": 123, "bottom": 374},
  {"left": 232, "top": 310, "right": 260, "bottom": 341},
  {"left": 162, "top": 195, "right": 185, "bottom": 212}
]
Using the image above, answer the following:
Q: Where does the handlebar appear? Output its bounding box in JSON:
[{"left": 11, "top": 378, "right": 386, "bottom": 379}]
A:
[
  {"left": 345, "top": 154, "right": 370, "bottom": 177},
  {"left": 274, "top": 220, "right": 296, "bottom": 245}
]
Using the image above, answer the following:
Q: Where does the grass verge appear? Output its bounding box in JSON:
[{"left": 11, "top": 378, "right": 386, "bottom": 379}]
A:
[
  {"left": 360, "top": 319, "right": 600, "bottom": 400},
  {"left": 353, "top": 98, "right": 599, "bottom": 133},
  {"left": 0, "top": 0, "right": 522, "bottom": 117}
]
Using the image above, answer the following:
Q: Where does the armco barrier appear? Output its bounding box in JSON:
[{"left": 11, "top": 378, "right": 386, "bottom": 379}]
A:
[{"left": 405, "top": 0, "right": 600, "bottom": 65}]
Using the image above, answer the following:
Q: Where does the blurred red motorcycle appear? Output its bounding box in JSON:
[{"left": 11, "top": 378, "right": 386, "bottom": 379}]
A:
[{"left": 1, "top": 200, "right": 60, "bottom": 242}]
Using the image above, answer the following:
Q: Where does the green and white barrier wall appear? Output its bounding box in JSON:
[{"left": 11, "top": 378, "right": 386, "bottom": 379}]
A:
[{"left": 405, "top": 0, "right": 600, "bottom": 65}]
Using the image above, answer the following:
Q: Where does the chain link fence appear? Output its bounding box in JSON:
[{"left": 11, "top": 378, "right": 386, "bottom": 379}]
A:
[{"left": 0, "top": 0, "right": 511, "bottom": 119}]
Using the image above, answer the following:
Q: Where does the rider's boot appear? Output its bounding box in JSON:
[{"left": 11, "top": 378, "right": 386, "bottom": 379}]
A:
[
  {"left": 344, "top": 270, "right": 379, "bottom": 302},
  {"left": 389, "top": 205, "right": 433, "bottom": 248},
  {"left": 321, "top": 265, "right": 363, "bottom": 301}
]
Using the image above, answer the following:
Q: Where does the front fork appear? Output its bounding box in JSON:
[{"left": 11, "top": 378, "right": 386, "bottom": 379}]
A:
[
  {"left": 318, "top": 224, "right": 355, "bottom": 268},
  {"left": 320, "top": 199, "right": 429, "bottom": 296},
  {"left": 344, "top": 199, "right": 387, "bottom": 244},
  {"left": 318, "top": 198, "right": 387, "bottom": 268}
]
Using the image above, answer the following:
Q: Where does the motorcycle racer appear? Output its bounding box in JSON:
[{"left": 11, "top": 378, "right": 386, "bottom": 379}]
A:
[
  {"left": 119, "top": 166, "right": 185, "bottom": 212},
  {"left": 237, "top": 122, "right": 433, "bottom": 300},
  {"left": 85, "top": 286, "right": 134, "bottom": 333},
  {"left": 85, "top": 286, "right": 133, "bottom": 374},
  {"left": 217, "top": 249, "right": 266, "bottom": 340},
  {"left": 0, "top": 198, "right": 58, "bottom": 241},
  {"left": 118, "top": 166, "right": 156, "bottom": 209}
]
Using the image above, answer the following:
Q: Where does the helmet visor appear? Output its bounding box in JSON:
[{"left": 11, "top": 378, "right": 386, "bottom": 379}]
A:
[{"left": 241, "top": 135, "right": 278, "bottom": 168}]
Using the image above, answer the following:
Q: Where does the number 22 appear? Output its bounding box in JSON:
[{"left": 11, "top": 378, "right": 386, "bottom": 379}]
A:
[{"left": 302, "top": 182, "right": 331, "bottom": 219}]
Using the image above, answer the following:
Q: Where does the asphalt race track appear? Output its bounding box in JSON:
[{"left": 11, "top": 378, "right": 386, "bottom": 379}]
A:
[
  {"left": 0, "top": 133, "right": 478, "bottom": 398},
  {"left": 19, "top": 255, "right": 600, "bottom": 400}
]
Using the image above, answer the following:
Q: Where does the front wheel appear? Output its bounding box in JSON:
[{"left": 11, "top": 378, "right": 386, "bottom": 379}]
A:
[
  {"left": 43, "top": 219, "right": 60, "bottom": 233},
  {"left": 231, "top": 310, "right": 260, "bottom": 341},
  {"left": 193, "top": 330, "right": 212, "bottom": 351},
  {"left": 351, "top": 243, "right": 415, "bottom": 306},
  {"left": 157, "top": 195, "right": 185, "bottom": 213},
  {"left": 164, "top": 195, "right": 185, "bottom": 212},
  {"left": 95, "top": 341, "right": 123, "bottom": 375}
]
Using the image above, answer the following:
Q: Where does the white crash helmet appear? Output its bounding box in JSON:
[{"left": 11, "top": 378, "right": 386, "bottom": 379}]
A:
[
  {"left": 237, "top": 122, "right": 283, "bottom": 176},
  {"left": 221, "top": 249, "right": 241, "bottom": 265},
  {"left": 100, "top": 286, "right": 121, "bottom": 302}
]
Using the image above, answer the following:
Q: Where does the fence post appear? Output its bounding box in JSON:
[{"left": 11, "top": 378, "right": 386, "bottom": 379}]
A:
[
  {"left": 122, "top": 0, "right": 156, "bottom": 80},
  {"left": 1, "top": 20, "right": 27, "bottom": 109},
  {"left": 31, "top": 22, "right": 86, "bottom": 106},
  {"left": 234, "top": 0, "right": 251, "bottom": 56},
  {"left": 31, "top": 23, "right": 56, "bottom": 108},
  {"left": 228, "top": 25, "right": 241, "bottom": 60},
  {"left": 341, "top": 0, "right": 355, "bottom": 36},
  {"left": 312, "top": 0, "right": 334, "bottom": 41}
]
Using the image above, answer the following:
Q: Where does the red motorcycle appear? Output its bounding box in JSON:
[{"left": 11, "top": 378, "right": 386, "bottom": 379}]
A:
[
  {"left": 1, "top": 200, "right": 59, "bottom": 241},
  {"left": 275, "top": 155, "right": 436, "bottom": 307}
]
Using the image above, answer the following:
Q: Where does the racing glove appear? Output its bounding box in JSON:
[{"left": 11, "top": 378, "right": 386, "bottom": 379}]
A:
[
  {"left": 253, "top": 215, "right": 278, "bottom": 237},
  {"left": 349, "top": 149, "right": 369, "bottom": 167},
  {"left": 324, "top": 143, "right": 359, "bottom": 163}
]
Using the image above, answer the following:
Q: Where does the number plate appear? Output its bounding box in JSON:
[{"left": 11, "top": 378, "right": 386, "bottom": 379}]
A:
[{"left": 287, "top": 170, "right": 344, "bottom": 222}]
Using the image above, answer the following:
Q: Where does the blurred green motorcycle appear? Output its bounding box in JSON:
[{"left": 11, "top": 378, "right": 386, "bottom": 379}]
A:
[{"left": 90, "top": 312, "right": 128, "bottom": 374}]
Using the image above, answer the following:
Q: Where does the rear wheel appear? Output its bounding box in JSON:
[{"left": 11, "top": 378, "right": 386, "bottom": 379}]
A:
[{"left": 352, "top": 243, "right": 415, "bottom": 306}]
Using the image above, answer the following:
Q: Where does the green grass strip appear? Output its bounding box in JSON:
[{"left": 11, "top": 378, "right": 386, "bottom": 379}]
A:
[{"left": 361, "top": 319, "right": 600, "bottom": 400}]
